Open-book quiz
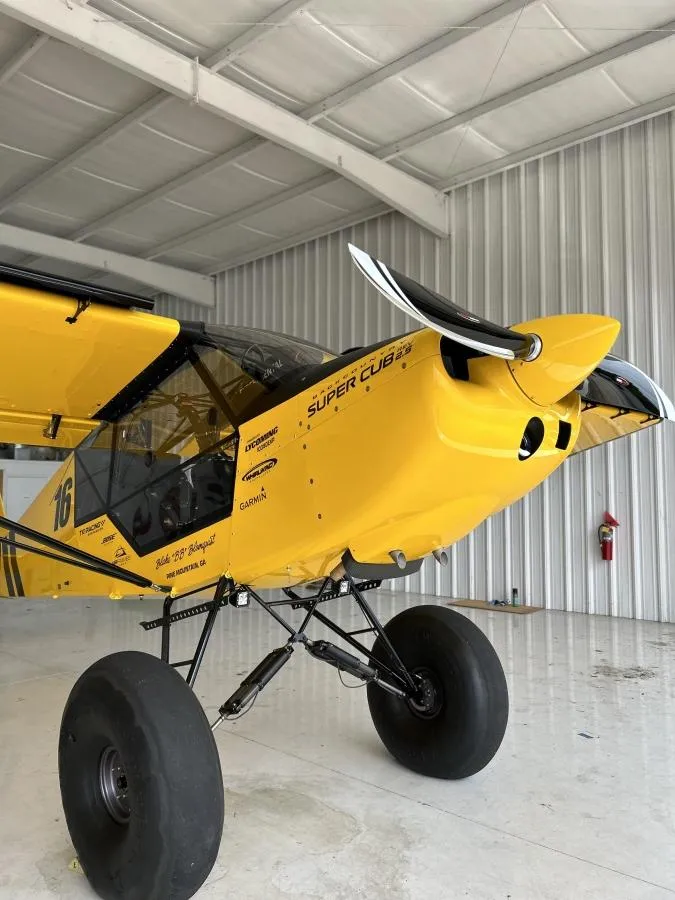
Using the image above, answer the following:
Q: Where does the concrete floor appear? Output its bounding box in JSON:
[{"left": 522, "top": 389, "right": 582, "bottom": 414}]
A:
[{"left": 1, "top": 591, "right": 674, "bottom": 900}]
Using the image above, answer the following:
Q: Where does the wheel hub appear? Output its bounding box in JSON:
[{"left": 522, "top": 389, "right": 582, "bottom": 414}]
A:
[
  {"left": 408, "top": 668, "right": 443, "bottom": 719},
  {"left": 98, "top": 746, "right": 131, "bottom": 825}
]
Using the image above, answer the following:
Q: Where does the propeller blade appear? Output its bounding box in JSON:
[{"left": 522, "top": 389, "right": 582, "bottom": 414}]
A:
[{"left": 348, "top": 243, "right": 539, "bottom": 361}]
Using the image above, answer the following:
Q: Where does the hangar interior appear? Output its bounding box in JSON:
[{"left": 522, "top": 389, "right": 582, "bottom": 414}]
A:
[{"left": 1, "top": 1, "right": 674, "bottom": 899}]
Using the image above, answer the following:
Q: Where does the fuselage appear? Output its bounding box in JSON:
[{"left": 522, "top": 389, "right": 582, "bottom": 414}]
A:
[
  {"left": 12, "top": 326, "right": 579, "bottom": 597},
  {"left": 231, "top": 327, "right": 579, "bottom": 586}
]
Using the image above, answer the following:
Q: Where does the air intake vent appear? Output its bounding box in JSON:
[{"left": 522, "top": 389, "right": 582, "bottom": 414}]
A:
[
  {"left": 556, "top": 421, "right": 572, "bottom": 450},
  {"left": 519, "top": 417, "right": 544, "bottom": 460}
]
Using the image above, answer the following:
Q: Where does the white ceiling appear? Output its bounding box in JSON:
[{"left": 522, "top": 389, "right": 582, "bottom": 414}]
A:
[{"left": 0, "top": 0, "right": 674, "bottom": 294}]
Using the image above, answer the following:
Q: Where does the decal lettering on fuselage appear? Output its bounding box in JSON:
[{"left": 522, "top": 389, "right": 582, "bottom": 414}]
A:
[
  {"left": 242, "top": 458, "right": 277, "bottom": 482},
  {"left": 155, "top": 533, "right": 217, "bottom": 571},
  {"left": 79, "top": 520, "right": 104, "bottom": 537},
  {"left": 165, "top": 559, "right": 207, "bottom": 581},
  {"left": 245, "top": 426, "right": 279, "bottom": 454},
  {"left": 307, "top": 340, "right": 412, "bottom": 419},
  {"left": 240, "top": 487, "right": 267, "bottom": 511},
  {"left": 187, "top": 534, "right": 216, "bottom": 557}
]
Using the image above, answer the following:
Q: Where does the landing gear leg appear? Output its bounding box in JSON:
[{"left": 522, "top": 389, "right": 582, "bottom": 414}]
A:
[{"left": 142, "top": 576, "right": 509, "bottom": 781}]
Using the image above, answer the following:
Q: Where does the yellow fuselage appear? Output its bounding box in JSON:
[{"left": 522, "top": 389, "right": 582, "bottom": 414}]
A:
[{"left": 12, "top": 326, "right": 582, "bottom": 598}]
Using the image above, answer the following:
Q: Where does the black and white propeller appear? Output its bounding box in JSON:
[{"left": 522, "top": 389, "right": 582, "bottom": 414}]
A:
[{"left": 348, "top": 244, "right": 541, "bottom": 362}]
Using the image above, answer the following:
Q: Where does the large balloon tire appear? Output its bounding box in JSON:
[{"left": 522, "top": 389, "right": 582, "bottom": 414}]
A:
[
  {"left": 367, "top": 605, "right": 508, "bottom": 779},
  {"left": 59, "top": 651, "right": 224, "bottom": 900}
]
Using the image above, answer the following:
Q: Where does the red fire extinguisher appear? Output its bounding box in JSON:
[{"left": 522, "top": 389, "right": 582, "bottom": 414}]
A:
[{"left": 598, "top": 512, "right": 619, "bottom": 561}]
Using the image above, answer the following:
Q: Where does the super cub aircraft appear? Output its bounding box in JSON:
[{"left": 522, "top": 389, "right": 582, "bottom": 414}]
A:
[{"left": 0, "top": 244, "right": 672, "bottom": 900}]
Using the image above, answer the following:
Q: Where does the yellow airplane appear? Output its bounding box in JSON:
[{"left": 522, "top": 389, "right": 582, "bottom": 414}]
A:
[{"left": 0, "top": 245, "right": 672, "bottom": 900}]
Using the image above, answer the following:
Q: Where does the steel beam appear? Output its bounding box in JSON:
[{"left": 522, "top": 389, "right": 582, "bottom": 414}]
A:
[
  {"left": 0, "top": 0, "right": 449, "bottom": 236},
  {"left": 204, "top": 95, "right": 675, "bottom": 273},
  {"left": 149, "top": 15, "right": 675, "bottom": 263},
  {"left": 205, "top": 0, "right": 308, "bottom": 70},
  {"left": 0, "top": 223, "right": 215, "bottom": 305},
  {"left": 0, "top": 31, "right": 48, "bottom": 87},
  {"left": 0, "top": 0, "right": 304, "bottom": 213},
  {"left": 135, "top": 1, "right": 536, "bottom": 258},
  {"left": 68, "top": 0, "right": 523, "bottom": 242}
]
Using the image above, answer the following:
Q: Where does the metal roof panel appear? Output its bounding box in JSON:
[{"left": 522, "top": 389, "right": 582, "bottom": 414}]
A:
[
  {"left": 8, "top": 168, "right": 139, "bottom": 223},
  {"left": 603, "top": 34, "right": 675, "bottom": 105},
  {"left": 0, "top": 74, "right": 118, "bottom": 160},
  {"left": 19, "top": 35, "right": 151, "bottom": 111},
  {"left": 90, "top": 0, "right": 287, "bottom": 56},
  {"left": 72, "top": 124, "right": 225, "bottom": 191},
  {"left": 101, "top": 199, "right": 215, "bottom": 244},
  {"left": 399, "top": 127, "right": 506, "bottom": 180},
  {"left": 401, "top": 2, "right": 589, "bottom": 113},
  {"left": 233, "top": 12, "right": 375, "bottom": 106},
  {"left": 471, "top": 68, "right": 634, "bottom": 151},
  {"left": 547, "top": 0, "right": 675, "bottom": 51},
  {"left": 308, "top": 0, "right": 500, "bottom": 62}
]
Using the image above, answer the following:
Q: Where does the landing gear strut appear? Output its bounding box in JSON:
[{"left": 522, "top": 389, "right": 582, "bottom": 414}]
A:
[
  {"left": 60, "top": 576, "right": 508, "bottom": 900},
  {"left": 142, "top": 574, "right": 509, "bottom": 777}
]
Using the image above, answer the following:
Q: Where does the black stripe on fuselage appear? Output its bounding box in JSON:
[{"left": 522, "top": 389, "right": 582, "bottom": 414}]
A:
[
  {"left": 1, "top": 541, "right": 15, "bottom": 597},
  {"left": 8, "top": 532, "right": 24, "bottom": 597}
]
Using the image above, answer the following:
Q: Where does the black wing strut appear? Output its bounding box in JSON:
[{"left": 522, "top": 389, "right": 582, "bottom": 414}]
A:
[{"left": 0, "top": 514, "right": 168, "bottom": 592}]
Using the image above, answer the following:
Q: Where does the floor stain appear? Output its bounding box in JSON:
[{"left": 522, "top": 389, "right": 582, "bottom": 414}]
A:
[
  {"left": 224, "top": 784, "right": 361, "bottom": 849},
  {"left": 205, "top": 780, "right": 412, "bottom": 900},
  {"left": 592, "top": 664, "right": 656, "bottom": 680}
]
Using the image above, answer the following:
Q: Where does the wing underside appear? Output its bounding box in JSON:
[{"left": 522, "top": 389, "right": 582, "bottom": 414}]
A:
[
  {"left": 0, "top": 268, "right": 179, "bottom": 448},
  {"left": 573, "top": 355, "right": 674, "bottom": 453}
]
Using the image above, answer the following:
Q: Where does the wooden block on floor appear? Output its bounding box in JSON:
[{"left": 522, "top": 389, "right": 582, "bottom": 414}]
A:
[{"left": 448, "top": 599, "right": 542, "bottom": 614}]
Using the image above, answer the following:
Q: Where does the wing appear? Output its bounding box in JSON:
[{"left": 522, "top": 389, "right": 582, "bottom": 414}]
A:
[
  {"left": 0, "top": 264, "right": 179, "bottom": 448},
  {"left": 573, "top": 355, "right": 674, "bottom": 454}
]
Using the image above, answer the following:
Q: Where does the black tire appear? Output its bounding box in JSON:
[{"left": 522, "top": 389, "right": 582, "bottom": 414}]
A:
[
  {"left": 58, "top": 651, "right": 224, "bottom": 900},
  {"left": 367, "top": 605, "right": 508, "bottom": 779}
]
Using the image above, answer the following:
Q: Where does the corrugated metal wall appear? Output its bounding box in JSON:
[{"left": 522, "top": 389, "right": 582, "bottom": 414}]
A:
[{"left": 157, "top": 111, "right": 675, "bottom": 622}]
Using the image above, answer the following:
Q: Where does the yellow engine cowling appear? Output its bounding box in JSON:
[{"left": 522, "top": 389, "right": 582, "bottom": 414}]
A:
[{"left": 230, "top": 313, "right": 619, "bottom": 588}]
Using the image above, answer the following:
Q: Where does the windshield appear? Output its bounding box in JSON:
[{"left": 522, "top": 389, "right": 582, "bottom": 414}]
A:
[{"left": 204, "top": 326, "right": 336, "bottom": 390}]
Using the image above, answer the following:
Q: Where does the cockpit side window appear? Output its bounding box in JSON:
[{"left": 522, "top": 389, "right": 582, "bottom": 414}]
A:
[
  {"left": 194, "top": 345, "right": 268, "bottom": 422},
  {"left": 204, "top": 327, "right": 335, "bottom": 388},
  {"left": 196, "top": 326, "right": 336, "bottom": 421},
  {"left": 74, "top": 357, "right": 238, "bottom": 555}
]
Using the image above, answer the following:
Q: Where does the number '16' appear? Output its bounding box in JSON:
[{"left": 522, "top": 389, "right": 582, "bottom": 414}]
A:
[{"left": 54, "top": 478, "right": 73, "bottom": 531}]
